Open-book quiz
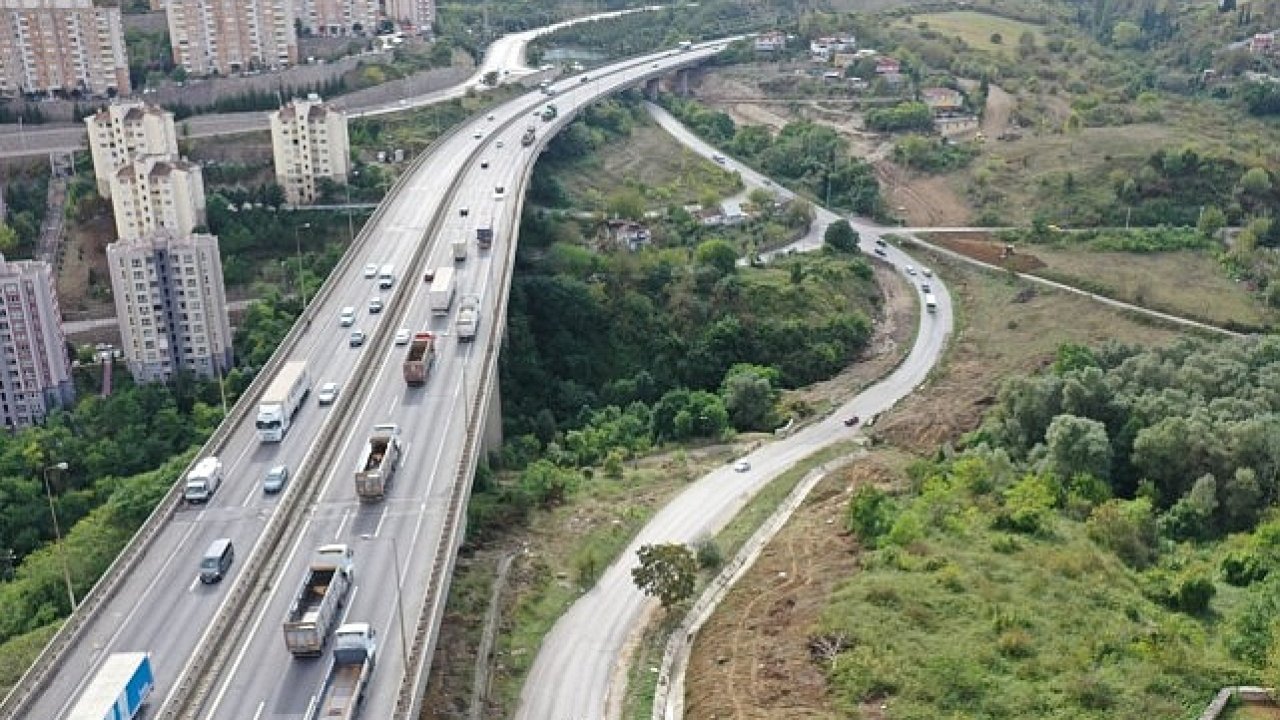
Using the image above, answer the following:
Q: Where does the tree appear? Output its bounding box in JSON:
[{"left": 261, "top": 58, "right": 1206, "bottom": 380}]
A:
[
  {"left": 847, "top": 485, "right": 894, "bottom": 547},
  {"left": 823, "top": 220, "right": 859, "bottom": 253},
  {"left": 720, "top": 364, "right": 778, "bottom": 430},
  {"left": 1197, "top": 205, "right": 1226, "bottom": 239},
  {"left": 1239, "top": 167, "right": 1272, "bottom": 196},
  {"left": 1111, "top": 21, "right": 1142, "bottom": 48},
  {"left": 1043, "top": 414, "right": 1112, "bottom": 483},
  {"left": 1087, "top": 498, "right": 1158, "bottom": 568},
  {"left": 0, "top": 224, "right": 18, "bottom": 254},
  {"left": 694, "top": 239, "right": 738, "bottom": 276},
  {"left": 631, "top": 543, "right": 698, "bottom": 609}
]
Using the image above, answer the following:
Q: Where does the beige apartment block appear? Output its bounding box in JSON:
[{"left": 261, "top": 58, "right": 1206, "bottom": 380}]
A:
[
  {"left": 107, "top": 230, "right": 233, "bottom": 383},
  {"left": 296, "top": 0, "right": 377, "bottom": 37},
  {"left": 0, "top": 254, "right": 74, "bottom": 428},
  {"left": 384, "top": 0, "right": 433, "bottom": 35},
  {"left": 270, "top": 94, "right": 350, "bottom": 205},
  {"left": 0, "top": 0, "right": 130, "bottom": 99},
  {"left": 109, "top": 156, "right": 207, "bottom": 241},
  {"left": 166, "top": 0, "right": 297, "bottom": 76},
  {"left": 85, "top": 101, "right": 179, "bottom": 199}
]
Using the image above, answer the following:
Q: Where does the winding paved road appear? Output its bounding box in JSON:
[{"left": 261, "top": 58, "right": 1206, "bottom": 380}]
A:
[{"left": 517, "top": 105, "right": 955, "bottom": 720}]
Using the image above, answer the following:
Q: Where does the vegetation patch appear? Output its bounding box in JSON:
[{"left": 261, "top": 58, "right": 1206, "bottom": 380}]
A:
[{"left": 895, "top": 11, "right": 1046, "bottom": 57}]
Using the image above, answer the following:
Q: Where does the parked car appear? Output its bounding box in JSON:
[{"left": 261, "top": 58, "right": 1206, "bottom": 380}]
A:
[
  {"left": 263, "top": 465, "right": 289, "bottom": 493},
  {"left": 317, "top": 382, "right": 340, "bottom": 405}
]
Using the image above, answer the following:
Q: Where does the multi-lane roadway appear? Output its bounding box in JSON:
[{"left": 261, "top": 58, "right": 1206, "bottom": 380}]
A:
[{"left": 13, "top": 40, "right": 726, "bottom": 720}]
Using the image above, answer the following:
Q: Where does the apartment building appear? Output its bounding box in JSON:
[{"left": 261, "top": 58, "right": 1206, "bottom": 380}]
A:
[
  {"left": 108, "top": 156, "right": 206, "bottom": 241},
  {"left": 0, "top": 254, "right": 74, "bottom": 429},
  {"left": 383, "top": 0, "right": 433, "bottom": 36},
  {"left": 85, "top": 101, "right": 179, "bottom": 199},
  {"left": 166, "top": 0, "right": 297, "bottom": 76},
  {"left": 296, "top": 0, "right": 378, "bottom": 37},
  {"left": 107, "top": 230, "right": 232, "bottom": 383},
  {"left": 0, "top": 0, "right": 130, "bottom": 99},
  {"left": 269, "top": 94, "right": 350, "bottom": 205}
]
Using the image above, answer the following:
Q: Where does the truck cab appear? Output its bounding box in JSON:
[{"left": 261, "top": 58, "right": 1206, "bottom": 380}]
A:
[{"left": 184, "top": 456, "right": 223, "bottom": 503}]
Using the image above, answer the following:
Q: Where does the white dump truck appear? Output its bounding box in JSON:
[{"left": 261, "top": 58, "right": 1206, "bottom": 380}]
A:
[
  {"left": 354, "top": 424, "right": 401, "bottom": 501},
  {"left": 307, "top": 624, "right": 376, "bottom": 720},
  {"left": 282, "top": 545, "right": 354, "bottom": 657},
  {"left": 255, "top": 360, "right": 311, "bottom": 442},
  {"left": 183, "top": 456, "right": 223, "bottom": 504}
]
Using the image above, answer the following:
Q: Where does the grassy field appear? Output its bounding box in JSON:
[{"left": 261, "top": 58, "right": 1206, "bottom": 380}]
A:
[
  {"left": 895, "top": 10, "right": 1046, "bottom": 56},
  {"left": 555, "top": 119, "right": 742, "bottom": 211},
  {"left": 1026, "top": 246, "right": 1277, "bottom": 330}
]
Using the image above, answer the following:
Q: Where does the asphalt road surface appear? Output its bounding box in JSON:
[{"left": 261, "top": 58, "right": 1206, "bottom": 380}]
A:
[{"left": 516, "top": 107, "right": 955, "bottom": 720}]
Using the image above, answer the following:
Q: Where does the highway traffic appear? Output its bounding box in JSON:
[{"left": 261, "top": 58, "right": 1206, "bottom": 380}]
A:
[{"left": 14, "top": 40, "right": 726, "bottom": 720}]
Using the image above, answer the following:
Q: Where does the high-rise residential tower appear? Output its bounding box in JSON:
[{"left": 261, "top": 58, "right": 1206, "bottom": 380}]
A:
[
  {"left": 0, "top": 0, "right": 130, "bottom": 98},
  {"left": 108, "top": 156, "right": 206, "bottom": 241},
  {"left": 166, "top": 0, "right": 297, "bottom": 76},
  {"left": 0, "top": 254, "right": 74, "bottom": 428},
  {"left": 85, "top": 101, "right": 180, "bottom": 198},
  {"left": 269, "top": 94, "right": 350, "bottom": 206},
  {"left": 106, "top": 230, "right": 232, "bottom": 383}
]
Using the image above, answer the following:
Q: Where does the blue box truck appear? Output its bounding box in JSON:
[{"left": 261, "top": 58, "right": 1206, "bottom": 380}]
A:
[{"left": 67, "top": 652, "right": 154, "bottom": 720}]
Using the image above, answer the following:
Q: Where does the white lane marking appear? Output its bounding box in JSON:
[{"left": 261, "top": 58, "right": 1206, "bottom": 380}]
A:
[
  {"left": 334, "top": 508, "right": 350, "bottom": 539},
  {"left": 56, "top": 518, "right": 202, "bottom": 719},
  {"left": 251, "top": 701, "right": 264, "bottom": 720},
  {"left": 202, "top": 508, "right": 312, "bottom": 719},
  {"left": 188, "top": 575, "right": 201, "bottom": 593},
  {"left": 372, "top": 505, "right": 389, "bottom": 538},
  {"left": 240, "top": 477, "right": 259, "bottom": 508},
  {"left": 339, "top": 585, "right": 360, "bottom": 625}
]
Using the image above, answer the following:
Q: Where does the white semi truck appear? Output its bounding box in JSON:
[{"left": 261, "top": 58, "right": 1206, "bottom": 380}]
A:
[
  {"left": 429, "top": 266, "right": 457, "bottom": 315},
  {"left": 282, "top": 545, "right": 354, "bottom": 657},
  {"left": 307, "top": 624, "right": 376, "bottom": 720},
  {"left": 255, "top": 360, "right": 311, "bottom": 442},
  {"left": 68, "top": 652, "right": 154, "bottom": 720},
  {"left": 354, "top": 424, "right": 401, "bottom": 501}
]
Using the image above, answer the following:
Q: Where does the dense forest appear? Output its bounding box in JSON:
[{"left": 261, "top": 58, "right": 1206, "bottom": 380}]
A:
[{"left": 838, "top": 336, "right": 1280, "bottom": 716}]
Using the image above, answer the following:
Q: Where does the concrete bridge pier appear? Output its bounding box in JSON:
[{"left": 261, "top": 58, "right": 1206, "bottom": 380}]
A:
[{"left": 643, "top": 77, "right": 661, "bottom": 100}]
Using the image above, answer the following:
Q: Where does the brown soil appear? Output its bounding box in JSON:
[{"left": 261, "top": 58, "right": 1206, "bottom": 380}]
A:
[
  {"left": 981, "top": 84, "right": 1016, "bottom": 138},
  {"left": 57, "top": 213, "right": 116, "bottom": 318},
  {"left": 926, "top": 231, "right": 1046, "bottom": 273},
  {"left": 877, "top": 163, "right": 973, "bottom": 227}
]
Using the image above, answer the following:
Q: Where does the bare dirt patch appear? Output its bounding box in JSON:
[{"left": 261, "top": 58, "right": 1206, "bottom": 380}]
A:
[
  {"left": 981, "top": 84, "right": 1016, "bottom": 138},
  {"left": 57, "top": 214, "right": 116, "bottom": 318},
  {"left": 924, "top": 231, "right": 1046, "bottom": 273},
  {"left": 877, "top": 164, "right": 973, "bottom": 227},
  {"left": 684, "top": 253, "right": 1187, "bottom": 714}
]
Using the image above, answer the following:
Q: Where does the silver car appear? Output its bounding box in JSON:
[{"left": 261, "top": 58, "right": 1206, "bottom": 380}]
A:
[
  {"left": 263, "top": 465, "right": 289, "bottom": 494},
  {"left": 317, "top": 382, "right": 339, "bottom": 405}
]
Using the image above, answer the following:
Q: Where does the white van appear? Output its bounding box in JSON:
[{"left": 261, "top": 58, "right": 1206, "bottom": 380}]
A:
[
  {"left": 378, "top": 264, "right": 395, "bottom": 289},
  {"left": 184, "top": 457, "right": 224, "bottom": 503}
]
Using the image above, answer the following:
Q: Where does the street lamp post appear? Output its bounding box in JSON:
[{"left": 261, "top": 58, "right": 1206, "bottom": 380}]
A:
[
  {"left": 360, "top": 533, "right": 410, "bottom": 672},
  {"left": 294, "top": 222, "right": 311, "bottom": 307},
  {"left": 42, "top": 462, "right": 76, "bottom": 611},
  {"left": 345, "top": 172, "right": 359, "bottom": 242}
]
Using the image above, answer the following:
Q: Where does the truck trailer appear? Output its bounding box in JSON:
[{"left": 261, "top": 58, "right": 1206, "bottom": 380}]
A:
[
  {"left": 402, "top": 332, "right": 437, "bottom": 386},
  {"left": 67, "top": 652, "right": 154, "bottom": 720},
  {"left": 428, "top": 266, "right": 457, "bottom": 315},
  {"left": 452, "top": 238, "right": 468, "bottom": 262},
  {"left": 283, "top": 545, "right": 354, "bottom": 656},
  {"left": 307, "top": 624, "right": 376, "bottom": 720},
  {"left": 183, "top": 456, "right": 223, "bottom": 504},
  {"left": 255, "top": 360, "right": 311, "bottom": 442},
  {"left": 354, "top": 424, "right": 401, "bottom": 501}
]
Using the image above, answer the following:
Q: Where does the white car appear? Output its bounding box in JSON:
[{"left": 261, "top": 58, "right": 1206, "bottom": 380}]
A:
[
  {"left": 922, "top": 268, "right": 933, "bottom": 278},
  {"left": 496, "top": 140, "right": 505, "bottom": 148},
  {"left": 733, "top": 460, "right": 751, "bottom": 473},
  {"left": 317, "top": 382, "right": 340, "bottom": 405},
  {"left": 339, "top": 306, "right": 356, "bottom": 326},
  {"left": 394, "top": 328, "right": 411, "bottom": 345},
  {"left": 363, "top": 263, "right": 378, "bottom": 278},
  {"left": 494, "top": 186, "right": 506, "bottom": 200},
  {"left": 369, "top": 297, "right": 384, "bottom": 314},
  {"left": 905, "top": 265, "right": 916, "bottom": 276}
]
